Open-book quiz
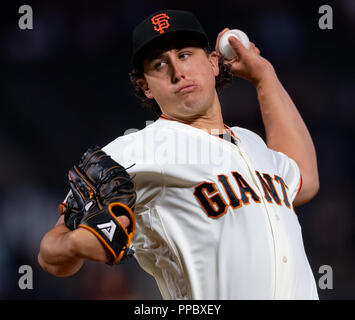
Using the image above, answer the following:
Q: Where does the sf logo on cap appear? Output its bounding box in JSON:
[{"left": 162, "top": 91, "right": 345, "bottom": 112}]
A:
[{"left": 151, "top": 13, "right": 170, "bottom": 34}]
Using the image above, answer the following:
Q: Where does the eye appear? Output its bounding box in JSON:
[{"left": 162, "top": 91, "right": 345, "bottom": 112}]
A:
[
  {"left": 154, "top": 60, "right": 167, "bottom": 70},
  {"left": 179, "top": 52, "right": 191, "bottom": 60}
]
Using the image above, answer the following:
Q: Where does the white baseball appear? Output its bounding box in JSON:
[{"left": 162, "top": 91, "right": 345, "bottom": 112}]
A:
[{"left": 219, "top": 29, "right": 250, "bottom": 59}]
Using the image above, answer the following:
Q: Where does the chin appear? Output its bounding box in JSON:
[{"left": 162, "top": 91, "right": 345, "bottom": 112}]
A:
[{"left": 179, "top": 106, "right": 209, "bottom": 121}]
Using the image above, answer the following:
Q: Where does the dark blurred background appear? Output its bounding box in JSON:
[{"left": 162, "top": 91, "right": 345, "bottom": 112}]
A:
[{"left": 1, "top": 0, "right": 354, "bottom": 299}]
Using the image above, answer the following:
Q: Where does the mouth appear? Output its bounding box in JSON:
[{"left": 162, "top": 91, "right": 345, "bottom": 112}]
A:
[{"left": 175, "top": 84, "right": 197, "bottom": 94}]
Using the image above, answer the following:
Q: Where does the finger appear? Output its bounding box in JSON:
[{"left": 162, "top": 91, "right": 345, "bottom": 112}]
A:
[
  {"left": 249, "top": 42, "right": 260, "bottom": 55},
  {"left": 117, "top": 215, "right": 130, "bottom": 228},
  {"left": 228, "top": 36, "right": 248, "bottom": 57},
  {"left": 215, "top": 27, "right": 230, "bottom": 54}
]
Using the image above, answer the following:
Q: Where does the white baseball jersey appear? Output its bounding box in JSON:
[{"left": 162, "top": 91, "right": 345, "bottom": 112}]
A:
[{"left": 102, "top": 116, "right": 318, "bottom": 300}]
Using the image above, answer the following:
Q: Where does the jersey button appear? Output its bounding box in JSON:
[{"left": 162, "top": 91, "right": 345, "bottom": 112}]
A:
[
  {"left": 275, "top": 215, "right": 280, "bottom": 221},
  {"left": 282, "top": 256, "right": 288, "bottom": 263}
]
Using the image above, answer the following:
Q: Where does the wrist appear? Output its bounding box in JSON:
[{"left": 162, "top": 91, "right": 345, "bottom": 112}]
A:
[
  {"left": 254, "top": 68, "right": 278, "bottom": 92},
  {"left": 69, "top": 227, "right": 111, "bottom": 262},
  {"left": 252, "top": 62, "right": 277, "bottom": 89}
]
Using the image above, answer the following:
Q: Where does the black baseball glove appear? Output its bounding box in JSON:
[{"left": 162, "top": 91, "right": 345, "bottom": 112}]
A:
[{"left": 59, "top": 146, "right": 136, "bottom": 264}]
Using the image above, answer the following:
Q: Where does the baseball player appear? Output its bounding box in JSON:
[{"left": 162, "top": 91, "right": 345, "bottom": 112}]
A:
[{"left": 38, "top": 10, "right": 320, "bottom": 299}]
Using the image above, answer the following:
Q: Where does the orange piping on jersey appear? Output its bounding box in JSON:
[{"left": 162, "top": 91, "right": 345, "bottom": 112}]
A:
[
  {"left": 296, "top": 175, "right": 303, "bottom": 197},
  {"left": 291, "top": 175, "right": 303, "bottom": 217},
  {"left": 224, "top": 124, "right": 239, "bottom": 140},
  {"left": 159, "top": 116, "right": 239, "bottom": 140},
  {"left": 159, "top": 114, "right": 169, "bottom": 120}
]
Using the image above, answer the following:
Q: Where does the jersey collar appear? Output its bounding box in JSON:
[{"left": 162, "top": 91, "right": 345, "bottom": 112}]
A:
[{"left": 159, "top": 114, "right": 239, "bottom": 141}]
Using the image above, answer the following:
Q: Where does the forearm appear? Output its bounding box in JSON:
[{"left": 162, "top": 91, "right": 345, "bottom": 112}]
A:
[
  {"left": 256, "top": 73, "right": 313, "bottom": 157},
  {"left": 38, "top": 219, "right": 84, "bottom": 277},
  {"left": 38, "top": 217, "right": 110, "bottom": 277},
  {"left": 255, "top": 72, "right": 319, "bottom": 202}
]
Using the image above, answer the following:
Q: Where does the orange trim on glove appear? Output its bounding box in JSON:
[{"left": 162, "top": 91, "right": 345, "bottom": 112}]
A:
[
  {"left": 58, "top": 202, "right": 67, "bottom": 216},
  {"left": 78, "top": 202, "right": 136, "bottom": 265}
]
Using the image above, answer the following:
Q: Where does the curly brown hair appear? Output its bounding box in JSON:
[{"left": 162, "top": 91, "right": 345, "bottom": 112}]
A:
[{"left": 129, "top": 46, "right": 233, "bottom": 117}]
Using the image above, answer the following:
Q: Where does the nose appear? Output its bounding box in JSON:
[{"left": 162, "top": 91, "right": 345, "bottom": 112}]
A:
[{"left": 169, "top": 57, "right": 185, "bottom": 84}]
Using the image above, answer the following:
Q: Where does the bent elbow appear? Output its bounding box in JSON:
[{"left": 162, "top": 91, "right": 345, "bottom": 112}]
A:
[
  {"left": 312, "top": 179, "right": 320, "bottom": 198},
  {"left": 308, "top": 174, "right": 320, "bottom": 200},
  {"left": 38, "top": 252, "right": 81, "bottom": 278},
  {"left": 38, "top": 237, "right": 82, "bottom": 278},
  {"left": 293, "top": 178, "right": 320, "bottom": 207}
]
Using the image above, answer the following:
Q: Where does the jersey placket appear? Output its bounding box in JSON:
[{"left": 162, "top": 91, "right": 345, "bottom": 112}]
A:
[{"left": 228, "top": 138, "right": 289, "bottom": 299}]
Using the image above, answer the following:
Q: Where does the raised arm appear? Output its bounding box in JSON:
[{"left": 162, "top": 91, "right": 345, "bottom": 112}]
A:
[
  {"left": 254, "top": 71, "right": 319, "bottom": 206},
  {"left": 216, "top": 28, "right": 319, "bottom": 206}
]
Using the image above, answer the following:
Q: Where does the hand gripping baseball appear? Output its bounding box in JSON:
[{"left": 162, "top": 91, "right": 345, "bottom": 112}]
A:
[
  {"left": 61, "top": 146, "right": 136, "bottom": 264},
  {"left": 216, "top": 28, "right": 274, "bottom": 85}
]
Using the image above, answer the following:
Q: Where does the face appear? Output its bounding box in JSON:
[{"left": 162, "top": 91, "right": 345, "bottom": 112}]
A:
[{"left": 137, "top": 44, "right": 220, "bottom": 120}]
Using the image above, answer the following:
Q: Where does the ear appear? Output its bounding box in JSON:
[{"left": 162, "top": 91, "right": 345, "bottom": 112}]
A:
[
  {"left": 136, "top": 78, "right": 154, "bottom": 99},
  {"left": 208, "top": 51, "right": 220, "bottom": 77}
]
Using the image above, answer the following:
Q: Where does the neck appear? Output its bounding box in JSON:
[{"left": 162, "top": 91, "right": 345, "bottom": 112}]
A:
[
  {"left": 161, "top": 95, "right": 225, "bottom": 135},
  {"left": 188, "top": 109, "right": 225, "bottom": 135}
]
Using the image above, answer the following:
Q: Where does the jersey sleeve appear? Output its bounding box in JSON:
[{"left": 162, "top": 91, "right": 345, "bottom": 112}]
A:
[
  {"left": 270, "top": 150, "right": 302, "bottom": 203},
  {"left": 102, "top": 130, "right": 165, "bottom": 213},
  {"left": 232, "top": 126, "right": 302, "bottom": 203}
]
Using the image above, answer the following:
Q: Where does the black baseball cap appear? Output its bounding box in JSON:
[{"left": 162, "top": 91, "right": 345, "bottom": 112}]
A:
[{"left": 132, "top": 10, "right": 210, "bottom": 69}]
